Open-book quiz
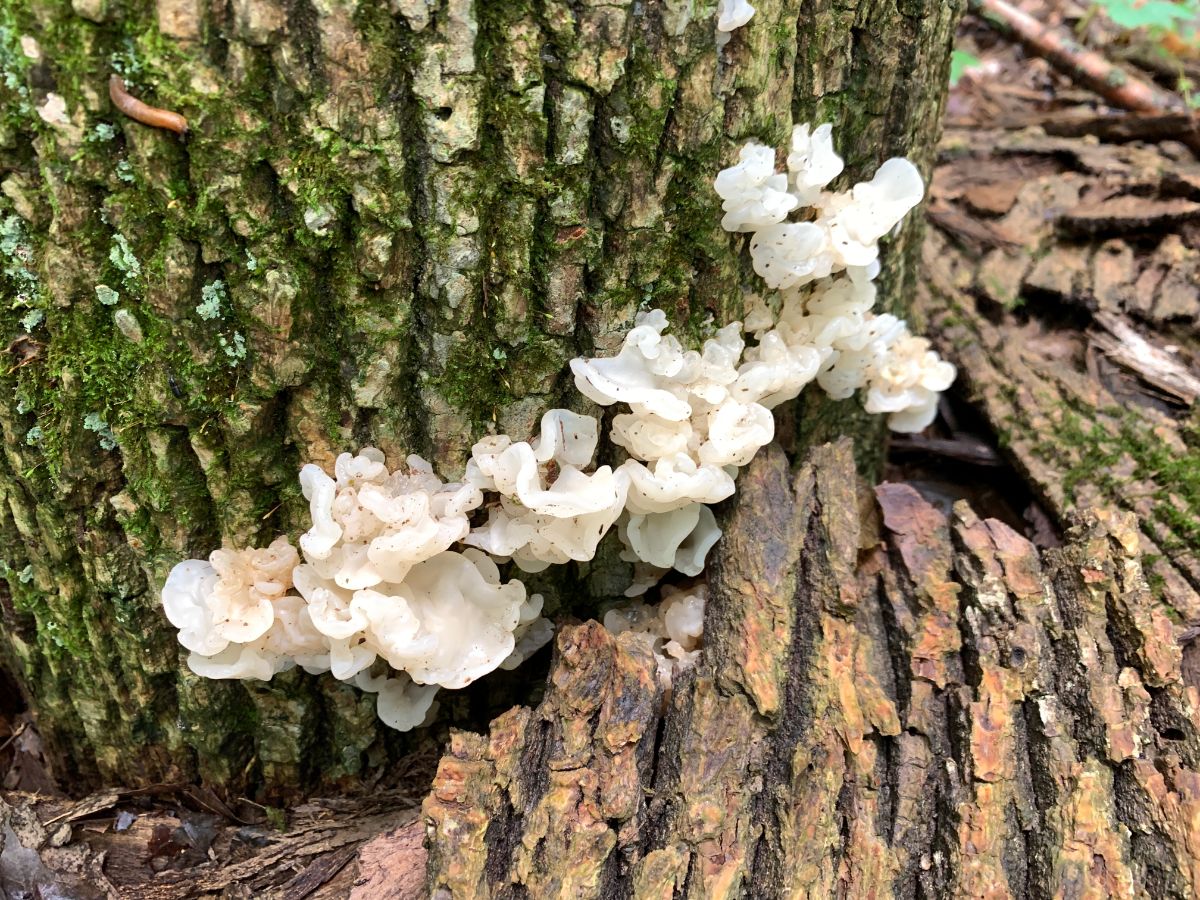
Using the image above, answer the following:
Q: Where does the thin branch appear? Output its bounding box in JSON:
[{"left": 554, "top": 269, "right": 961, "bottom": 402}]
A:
[{"left": 969, "top": 0, "right": 1185, "bottom": 113}]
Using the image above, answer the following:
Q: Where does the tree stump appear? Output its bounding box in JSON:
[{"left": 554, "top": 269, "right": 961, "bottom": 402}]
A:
[{"left": 0, "top": 1, "right": 961, "bottom": 795}]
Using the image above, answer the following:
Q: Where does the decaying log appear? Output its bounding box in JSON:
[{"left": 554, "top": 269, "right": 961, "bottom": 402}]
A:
[
  {"left": 423, "top": 441, "right": 1200, "bottom": 898},
  {"left": 0, "top": 0, "right": 962, "bottom": 797},
  {"left": 922, "top": 124, "right": 1200, "bottom": 624}
]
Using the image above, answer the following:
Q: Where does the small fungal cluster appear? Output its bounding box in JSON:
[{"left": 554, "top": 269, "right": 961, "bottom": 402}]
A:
[
  {"left": 604, "top": 583, "right": 707, "bottom": 695},
  {"left": 162, "top": 123, "right": 954, "bottom": 731},
  {"left": 713, "top": 124, "right": 955, "bottom": 432}
]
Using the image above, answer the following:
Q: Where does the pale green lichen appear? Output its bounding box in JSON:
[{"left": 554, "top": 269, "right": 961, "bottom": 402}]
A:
[
  {"left": 217, "top": 332, "right": 247, "bottom": 365},
  {"left": 0, "top": 25, "right": 33, "bottom": 116},
  {"left": 196, "top": 280, "right": 226, "bottom": 320},
  {"left": 20, "top": 308, "right": 42, "bottom": 330},
  {"left": 109, "top": 234, "right": 140, "bottom": 283},
  {"left": 1, "top": 215, "right": 37, "bottom": 302},
  {"left": 83, "top": 412, "right": 118, "bottom": 450},
  {"left": 107, "top": 44, "right": 144, "bottom": 81},
  {"left": 95, "top": 284, "right": 119, "bottom": 306}
]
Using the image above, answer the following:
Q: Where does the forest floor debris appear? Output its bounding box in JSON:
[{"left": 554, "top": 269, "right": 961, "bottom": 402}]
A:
[{"left": 0, "top": 787, "right": 426, "bottom": 899}]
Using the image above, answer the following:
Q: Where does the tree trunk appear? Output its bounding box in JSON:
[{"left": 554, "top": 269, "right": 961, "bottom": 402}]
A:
[
  {"left": 424, "top": 440, "right": 1200, "bottom": 899},
  {"left": 0, "top": 0, "right": 960, "bottom": 797}
]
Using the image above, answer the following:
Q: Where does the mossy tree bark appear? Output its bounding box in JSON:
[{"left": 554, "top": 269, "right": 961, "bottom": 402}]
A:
[{"left": 0, "top": 0, "right": 960, "bottom": 796}]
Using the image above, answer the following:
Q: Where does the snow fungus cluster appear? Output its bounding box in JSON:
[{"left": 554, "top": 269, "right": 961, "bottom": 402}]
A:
[
  {"left": 714, "top": 124, "right": 956, "bottom": 432},
  {"left": 162, "top": 123, "right": 954, "bottom": 731}
]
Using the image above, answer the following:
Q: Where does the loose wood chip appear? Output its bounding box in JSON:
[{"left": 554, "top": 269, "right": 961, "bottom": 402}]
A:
[
  {"left": 348, "top": 819, "right": 426, "bottom": 900},
  {"left": 282, "top": 845, "right": 359, "bottom": 900},
  {"left": 43, "top": 791, "right": 121, "bottom": 826},
  {"left": 1089, "top": 311, "right": 1200, "bottom": 405}
]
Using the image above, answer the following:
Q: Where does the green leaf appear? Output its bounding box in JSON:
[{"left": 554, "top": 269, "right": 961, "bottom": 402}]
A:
[
  {"left": 950, "top": 49, "right": 982, "bottom": 87},
  {"left": 1093, "top": 0, "right": 1196, "bottom": 30}
]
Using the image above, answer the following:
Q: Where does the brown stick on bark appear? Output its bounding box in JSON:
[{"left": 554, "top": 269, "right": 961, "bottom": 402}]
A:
[
  {"left": 423, "top": 440, "right": 1200, "bottom": 897},
  {"left": 970, "top": 0, "right": 1186, "bottom": 112}
]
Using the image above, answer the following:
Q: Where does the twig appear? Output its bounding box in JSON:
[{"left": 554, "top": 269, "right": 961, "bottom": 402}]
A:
[
  {"left": 889, "top": 434, "right": 1004, "bottom": 467},
  {"left": 0, "top": 719, "right": 26, "bottom": 754},
  {"left": 968, "top": 0, "right": 1185, "bottom": 113}
]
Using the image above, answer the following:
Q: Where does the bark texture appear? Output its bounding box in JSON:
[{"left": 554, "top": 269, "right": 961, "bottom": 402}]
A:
[
  {"left": 0, "top": 1, "right": 960, "bottom": 794},
  {"left": 919, "top": 127, "right": 1200, "bottom": 622},
  {"left": 424, "top": 440, "right": 1200, "bottom": 899}
]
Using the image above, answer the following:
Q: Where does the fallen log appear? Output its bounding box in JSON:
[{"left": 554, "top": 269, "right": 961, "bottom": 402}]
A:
[{"left": 924, "top": 125, "right": 1200, "bottom": 621}]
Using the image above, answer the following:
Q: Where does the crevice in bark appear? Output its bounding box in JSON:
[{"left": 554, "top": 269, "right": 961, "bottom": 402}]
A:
[
  {"left": 485, "top": 793, "right": 521, "bottom": 888},
  {"left": 745, "top": 497, "right": 823, "bottom": 897},
  {"left": 1114, "top": 762, "right": 1190, "bottom": 899},
  {"left": 1148, "top": 688, "right": 1200, "bottom": 766}
]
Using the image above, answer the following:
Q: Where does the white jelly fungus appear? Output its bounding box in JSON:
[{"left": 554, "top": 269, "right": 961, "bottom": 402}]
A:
[
  {"left": 604, "top": 582, "right": 708, "bottom": 694},
  {"left": 162, "top": 123, "right": 953, "bottom": 727}
]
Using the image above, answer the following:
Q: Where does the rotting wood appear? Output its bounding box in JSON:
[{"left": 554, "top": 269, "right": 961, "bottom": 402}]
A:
[
  {"left": 1090, "top": 312, "right": 1200, "bottom": 405},
  {"left": 422, "top": 440, "right": 1200, "bottom": 898},
  {"left": 921, "top": 122, "right": 1200, "bottom": 621}
]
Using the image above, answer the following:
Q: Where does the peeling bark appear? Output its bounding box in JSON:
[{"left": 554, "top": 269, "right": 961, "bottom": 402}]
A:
[
  {"left": 425, "top": 441, "right": 1200, "bottom": 899},
  {"left": 0, "top": 1, "right": 961, "bottom": 794}
]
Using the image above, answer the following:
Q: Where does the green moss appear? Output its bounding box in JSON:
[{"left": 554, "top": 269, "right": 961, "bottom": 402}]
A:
[
  {"left": 438, "top": 337, "right": 520, "bottom": 422},
  {"left": 1056, "top": 405, "right": 1200, "bottom": 576}
]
